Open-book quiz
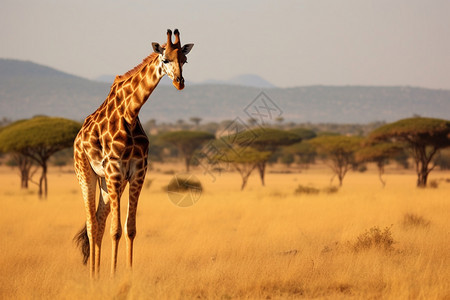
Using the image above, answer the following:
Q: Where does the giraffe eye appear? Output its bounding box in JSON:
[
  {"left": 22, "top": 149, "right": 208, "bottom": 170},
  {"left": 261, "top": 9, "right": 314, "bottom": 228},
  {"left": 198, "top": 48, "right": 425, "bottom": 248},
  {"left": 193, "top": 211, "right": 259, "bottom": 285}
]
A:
[{"left": 163, "top": 59, "right": 170, "bottom": 64}]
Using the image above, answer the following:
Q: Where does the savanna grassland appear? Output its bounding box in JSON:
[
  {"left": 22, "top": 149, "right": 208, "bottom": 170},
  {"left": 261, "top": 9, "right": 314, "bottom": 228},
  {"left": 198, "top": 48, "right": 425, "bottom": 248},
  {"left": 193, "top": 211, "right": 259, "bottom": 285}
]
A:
[{"left": 0, "top": 164, "right": 449, "bottom": 299}]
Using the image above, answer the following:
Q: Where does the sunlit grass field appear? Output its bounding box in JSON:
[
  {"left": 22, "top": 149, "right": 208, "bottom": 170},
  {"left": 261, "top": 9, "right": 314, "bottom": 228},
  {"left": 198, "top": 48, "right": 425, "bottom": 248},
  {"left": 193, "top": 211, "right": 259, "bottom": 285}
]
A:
[{"left": 1, "top": 163, "right": 449, "bottom": 299}]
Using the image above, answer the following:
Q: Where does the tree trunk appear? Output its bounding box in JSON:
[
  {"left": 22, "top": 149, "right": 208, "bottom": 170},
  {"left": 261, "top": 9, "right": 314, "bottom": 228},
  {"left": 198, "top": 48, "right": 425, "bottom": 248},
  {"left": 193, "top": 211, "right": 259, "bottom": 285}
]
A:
[
  {"left": 39, "top": 163, "right": 48, "bottom": 199},
  {"left": 257, "top": 162, "right": 266, "bottom": 186},
  {"left": 377, "top": 160, "right": 386, "bottom": 187},
  {"left": 185, "top": 156, "right": 190, "bottom": 172},
  {"left": 417, "top": 168, "right": 428, "bottom": 188},
  {"left": 241, "top": 176, "right": 249, "bottom": 190}
]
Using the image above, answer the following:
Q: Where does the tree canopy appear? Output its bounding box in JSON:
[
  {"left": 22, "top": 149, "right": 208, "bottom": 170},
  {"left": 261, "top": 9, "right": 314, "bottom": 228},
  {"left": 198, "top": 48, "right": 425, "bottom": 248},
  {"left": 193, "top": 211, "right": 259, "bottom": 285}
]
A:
[
  {"left": 355, "top": 142, "right": 404, "bottom": 186},
  {"left": 289, "top": 128, "right": 317, "bottom": 140},
  {"left": 310, "top": 135, "right": 363, "bottom": 186},
  {"left": 213, "top": 146, "right": 271, "bottom": 190},
  {"left": 0, "top": 116, "right": 81, "bottom": 197},
  {"left": 158, "top": 130, "right": 215, "bottom": 172},
  {"left": 370, "top": 117, "right": 450, "bottom": 187},
  {"left": 226, "top": 128, "right": 301, "bottom": 185}
]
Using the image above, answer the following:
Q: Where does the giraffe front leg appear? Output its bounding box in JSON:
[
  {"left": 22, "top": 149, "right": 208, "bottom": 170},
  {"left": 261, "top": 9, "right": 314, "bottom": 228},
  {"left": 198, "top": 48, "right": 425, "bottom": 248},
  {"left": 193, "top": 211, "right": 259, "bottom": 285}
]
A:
[
  {"left": 125, "top": 175, "right": 145, "bottom": 269},
  {"left": 94, "top": 178, "right": 111, "bottom": 276},
  {"left": 105, "top": 171, "right": 125, "bottom": 277}
]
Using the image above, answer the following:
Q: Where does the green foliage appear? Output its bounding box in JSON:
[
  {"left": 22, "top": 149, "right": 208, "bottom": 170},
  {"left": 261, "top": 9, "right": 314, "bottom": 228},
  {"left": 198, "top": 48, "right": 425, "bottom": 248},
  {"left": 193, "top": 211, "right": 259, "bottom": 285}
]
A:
[
  {"left": 370, "top": 117, "right": 450, "bottom": 147},
  {"left": 309, "top": 135, "right": 363, "bottom": 186},
  {"left": 0, "top": 116, "right": 81, "bottom": 197},
  {"left": 228, "top": 128, "right": 302, "bottom": 151},
  {"left": 214, "top": 146, "right": 271, "bottom": 165},
  {"left": 370, "top": 117, "right": 450, "bottom": 187},
  {"left": 280, "top": 153, "right": 294, "bottom": 167},
  {"left": 434, "top": 149, "right": 450, "bottom": 170},
  {"left": 0, "top": 116, "right": 81, "bottom": 153},
  {"left": 283, "top": 141, "right": 317, "bottom": 165},
  {"left": 355, "top": 142, "right": 404, "bottom": 163},
  {"left": 158, "top": 130, "right": 215, "bottom": 148},
  {"left": 289, "top": 128, "right": 317, "bottom": 140},
  {"left": 310, "top": 135, "right": 363, "bottom": 154},
  {"left": 158, "top": 130, "right": 215, "bottom": 171}
]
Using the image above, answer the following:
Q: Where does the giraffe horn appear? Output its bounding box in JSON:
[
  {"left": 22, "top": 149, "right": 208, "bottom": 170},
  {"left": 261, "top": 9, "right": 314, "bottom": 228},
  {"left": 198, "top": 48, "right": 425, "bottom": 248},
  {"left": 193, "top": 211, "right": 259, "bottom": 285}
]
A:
[
  {"left": 174, "top": 29, "right": 180, "bottom": 45},
  {"left": 166, "top": 29, "right": 173, "bottom": 47}
]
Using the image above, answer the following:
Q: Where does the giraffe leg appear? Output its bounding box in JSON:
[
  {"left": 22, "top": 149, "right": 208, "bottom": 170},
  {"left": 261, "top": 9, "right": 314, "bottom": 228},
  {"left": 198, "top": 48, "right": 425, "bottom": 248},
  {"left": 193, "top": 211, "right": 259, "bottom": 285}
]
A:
[
  {"left": 104, "top": 162, "right": 125, "bottom": 277},
  {"left": 94, "top": 178, "right": 111, "bottom": 276},
  {"left": 125, "top": 168, "right": 146, "bottom": 269},
  {"left": 74, "top": 152, "right": 98, "bottom": 279}
]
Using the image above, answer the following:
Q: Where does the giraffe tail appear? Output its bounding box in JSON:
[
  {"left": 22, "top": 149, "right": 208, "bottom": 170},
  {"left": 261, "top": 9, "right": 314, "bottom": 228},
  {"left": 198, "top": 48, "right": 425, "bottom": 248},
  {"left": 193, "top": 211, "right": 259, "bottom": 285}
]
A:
[{"left": 73, "top": 224, "right": 89, "bottom": 265}]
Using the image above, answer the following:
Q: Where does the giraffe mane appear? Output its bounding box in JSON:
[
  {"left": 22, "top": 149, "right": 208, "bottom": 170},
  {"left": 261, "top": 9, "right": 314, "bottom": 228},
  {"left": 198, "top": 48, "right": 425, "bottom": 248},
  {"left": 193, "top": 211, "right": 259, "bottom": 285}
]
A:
[{"left": 114, "top": 49, "right": 163, "bottom": 83}]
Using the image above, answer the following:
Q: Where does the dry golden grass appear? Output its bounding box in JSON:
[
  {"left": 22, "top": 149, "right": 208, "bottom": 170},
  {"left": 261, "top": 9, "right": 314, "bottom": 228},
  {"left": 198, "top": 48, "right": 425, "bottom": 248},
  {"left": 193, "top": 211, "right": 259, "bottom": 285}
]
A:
[{"left": 0, "top": 164, "right": 449, "bottom": 299}]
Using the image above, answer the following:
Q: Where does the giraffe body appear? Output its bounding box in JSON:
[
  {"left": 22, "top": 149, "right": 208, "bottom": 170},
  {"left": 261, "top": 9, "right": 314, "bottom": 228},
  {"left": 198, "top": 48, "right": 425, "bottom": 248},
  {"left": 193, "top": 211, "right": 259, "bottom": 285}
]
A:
[{"left": 73, "top": 29, "right": 193, "bottom": 278}]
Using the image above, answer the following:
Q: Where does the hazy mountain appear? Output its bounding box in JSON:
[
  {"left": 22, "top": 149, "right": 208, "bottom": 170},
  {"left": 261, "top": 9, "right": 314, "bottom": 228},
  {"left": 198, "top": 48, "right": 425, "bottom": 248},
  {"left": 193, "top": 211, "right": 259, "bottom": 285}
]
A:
[
  {"left": 1, "top": 59, "right": 450, "bottom": 124},
  {"left": 96, "top": 73, "right": 274, "bottom": 88},
  {"left": 200, "top": 74, "right": 275, "bottom": 88}
]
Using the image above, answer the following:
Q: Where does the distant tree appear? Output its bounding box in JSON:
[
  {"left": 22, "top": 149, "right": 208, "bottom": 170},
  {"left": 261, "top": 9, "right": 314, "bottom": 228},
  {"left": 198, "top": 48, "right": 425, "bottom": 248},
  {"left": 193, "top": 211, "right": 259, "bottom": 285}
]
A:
[
  {"left": 213, "top": 146, "right": 271, "bottom": 190},
  {"left": 0, "top": 116, "right": 81, "bottom": 197},
  {"left": 310, "top": 135, "right": 363, "bottom": 186},
  {"left": 248, "top": 118, "right": 258, "bottom": 127},
  {"left": 275, "top": 117, "right": 284, "bottom": 125},
  {"left": 189, "top": 117, "right": 202, "bottom": 127},
  {"left": 355, "top": 142, "right": 404, "bottom": 187},
  {"left": 280, "top": 152, "right": 295, "bottom": 167},
  {"left": 9, "top": 153, "right": 38, "bottom": 188},
  {"left": 434, "top": 149, "right": 450, "bottom": 170},
  {"left": 158, "top": 130, "right": 215, "bottom": 172},
  {"left": 289, "top": 128, "right": 317, "bottom": 140},
  {"left": 227, "top": 128, "right": 301, "bottom": 186},
  {"left": 370, "top": 117, "right": 450, "bottom": 187},
  {"left": 283, "top": 141, "right": 317, "bottom": 169}
]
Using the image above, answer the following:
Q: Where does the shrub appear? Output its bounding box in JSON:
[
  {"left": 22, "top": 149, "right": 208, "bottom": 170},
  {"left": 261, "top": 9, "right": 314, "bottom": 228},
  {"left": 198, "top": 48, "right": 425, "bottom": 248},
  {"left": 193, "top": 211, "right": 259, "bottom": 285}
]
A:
[
  {"left": 295, "top": 185, "right": 320, "bottom": 195},
  {"left": 401, "top": 213, "right": 430, "bottom": 229},
  {"left": 350, "top": 226, "right": 395, "bottom": 252},
  {"left": 428, "top": 180, "right": 439, "bottom": 189},
  {"left": 165, "top": 175, "right": 203, "bottom": 193},
  {"left": 323, "top": 186, "right": 339, "bottom": 194}
]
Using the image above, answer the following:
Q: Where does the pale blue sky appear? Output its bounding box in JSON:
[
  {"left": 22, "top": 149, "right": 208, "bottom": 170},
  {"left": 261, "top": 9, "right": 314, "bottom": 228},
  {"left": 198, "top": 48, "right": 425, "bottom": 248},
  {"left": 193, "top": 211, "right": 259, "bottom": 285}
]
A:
[{"left": 1, "top": 0, "right": 449, "bottom": 89}]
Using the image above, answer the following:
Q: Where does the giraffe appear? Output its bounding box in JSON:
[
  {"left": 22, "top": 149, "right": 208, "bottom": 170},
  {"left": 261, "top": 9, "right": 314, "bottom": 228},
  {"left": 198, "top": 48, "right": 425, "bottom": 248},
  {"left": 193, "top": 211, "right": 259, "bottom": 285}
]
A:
[{"left": 73, "top": 29, "right": 194, "bottom": 278}]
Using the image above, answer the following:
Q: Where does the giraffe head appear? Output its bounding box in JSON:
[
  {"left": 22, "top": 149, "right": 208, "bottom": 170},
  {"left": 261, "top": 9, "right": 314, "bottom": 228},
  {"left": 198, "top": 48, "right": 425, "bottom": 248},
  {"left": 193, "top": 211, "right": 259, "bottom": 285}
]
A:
[{"left": 152, "top": 29, "right": 194, "bottom": 90}]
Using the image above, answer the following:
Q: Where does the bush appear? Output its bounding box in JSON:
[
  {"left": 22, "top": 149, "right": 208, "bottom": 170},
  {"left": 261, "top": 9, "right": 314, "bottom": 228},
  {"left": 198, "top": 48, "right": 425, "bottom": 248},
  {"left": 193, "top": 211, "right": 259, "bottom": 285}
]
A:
[
  {"left": 323, "top": 186, "right": 339, "bottom": 194},
  {"left": 165, "top": 174, "right": 203, "bottom": 193},
  {"left": 294, "top": 185, "right": 320, "bottom": 195},
  {"left": 428, "top": 180, "right": 439, "bottom": 189},
  {"left": 401, "top": 213, "right": 430, "bottom": 229},
  {"left": 350, "top": 226, "right": 395, "bottom": 252}
]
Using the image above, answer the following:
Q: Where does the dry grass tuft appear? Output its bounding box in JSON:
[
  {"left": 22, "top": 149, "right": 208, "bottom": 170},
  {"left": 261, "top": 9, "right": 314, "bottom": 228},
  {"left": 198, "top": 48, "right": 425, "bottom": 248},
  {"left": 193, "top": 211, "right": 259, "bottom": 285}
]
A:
[
  {"left": 350, "top": 226, "right": 395, "bottom": 252},
  {"left": 402, "top": 213, "right": 431, "bottom": 229},
  {"left": 295, "top": 184, "right": 320, "bottom": 195}
]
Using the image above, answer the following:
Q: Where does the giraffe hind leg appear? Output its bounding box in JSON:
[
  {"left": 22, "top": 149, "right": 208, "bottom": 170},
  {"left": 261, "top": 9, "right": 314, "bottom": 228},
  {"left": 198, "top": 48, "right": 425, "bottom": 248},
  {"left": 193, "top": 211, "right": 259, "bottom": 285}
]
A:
[{"left": 74, "top": 149, "right": 99, "bottom": 278}]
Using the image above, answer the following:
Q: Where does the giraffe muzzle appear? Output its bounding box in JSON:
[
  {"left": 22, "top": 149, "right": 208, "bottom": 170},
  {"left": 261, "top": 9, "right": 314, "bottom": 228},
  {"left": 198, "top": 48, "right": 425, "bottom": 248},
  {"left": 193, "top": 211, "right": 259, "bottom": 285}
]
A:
[{"left": 174, "top": 76, "right": 185, "bottom": 90}]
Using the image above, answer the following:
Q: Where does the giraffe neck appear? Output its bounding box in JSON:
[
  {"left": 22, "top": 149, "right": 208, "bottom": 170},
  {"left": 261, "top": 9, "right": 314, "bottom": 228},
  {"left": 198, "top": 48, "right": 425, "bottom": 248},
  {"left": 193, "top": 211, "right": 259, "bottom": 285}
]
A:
[{"left": 109, "top": 54, "right": 164, "bottom": 125}]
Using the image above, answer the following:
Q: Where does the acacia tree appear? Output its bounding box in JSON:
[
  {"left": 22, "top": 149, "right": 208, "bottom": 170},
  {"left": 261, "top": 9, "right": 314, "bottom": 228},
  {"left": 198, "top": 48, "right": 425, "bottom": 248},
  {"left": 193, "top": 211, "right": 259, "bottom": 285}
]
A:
[
  {"left": 1, "top": 120, "right": 35, "bottom": 188},
  {"left": 158, "top": 130, "right": 215, "bottom": 172},
  {"left": 355, "top": 142, "right": 404, "bottom": 187},
  {"left": 283, "top": 128, "right": 318, "bottom": 169},
  {"left": 213, "top": 146, "right": 271, "bottom": 190},
  {"left": 370, "top": 117, "right": 450, "bottom": 187},
  {"left": 228, "top": 128, "right": 301, "bottom": 186},
  {"left": 0, "top": 116, "right": 80, "bottom": 198},
  {"left": 310, "top": 135, "right": 362, "bottom": 186}
]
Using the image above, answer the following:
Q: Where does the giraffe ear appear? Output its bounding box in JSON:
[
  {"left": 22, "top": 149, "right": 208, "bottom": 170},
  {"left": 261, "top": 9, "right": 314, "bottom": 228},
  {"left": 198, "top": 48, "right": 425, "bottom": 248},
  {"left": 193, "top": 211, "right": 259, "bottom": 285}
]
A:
[
  {"left": 152, "top": 43, "right": 165, "bottom": 55},
  {"left": 181, "top": 43, "right": 194, "bottom": 55}
]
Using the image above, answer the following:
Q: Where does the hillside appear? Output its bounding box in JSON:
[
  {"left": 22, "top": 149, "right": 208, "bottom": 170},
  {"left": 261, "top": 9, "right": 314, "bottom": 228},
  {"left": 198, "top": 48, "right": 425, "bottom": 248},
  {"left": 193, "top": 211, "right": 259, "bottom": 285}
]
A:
[{"left": 1, "top": 59, "right": 450, "bottom": 123}]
